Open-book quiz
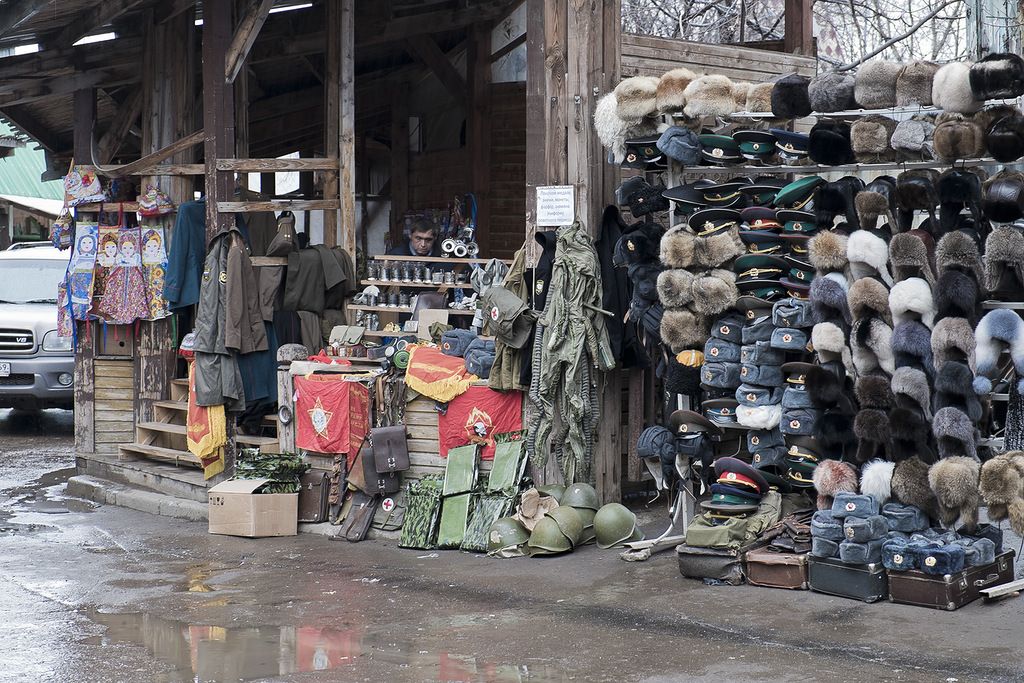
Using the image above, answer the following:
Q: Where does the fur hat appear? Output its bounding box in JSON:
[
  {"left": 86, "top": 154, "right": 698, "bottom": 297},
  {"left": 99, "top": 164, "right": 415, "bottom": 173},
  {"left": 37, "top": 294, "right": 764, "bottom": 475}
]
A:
[
  {"left": 969, "top": 53, "right": 1024, "bottom": 100},
  {"left": 932, "top": 62, "right": 981, "bottom": 114},
  {"left": 615, "top": 76, "right": 660, "bottom": 121},
  {"left": 854, "top": 60, "right": 903, "bottom": 109},
  {"left": 656, "top": 67, "right": 698, "bottom": 112},
  {"left": 684, "top": 75, "right": 737, "bottom": 118},
  {"left": 813, "top": 459, "right": 859, "bottom": 511},
  {"left": 854, "top": 408, "right": 892, "bottom": 464},
  {"left": 851, "top": 317, "right": 896, "bottom": 377},
  {"left": 891, "top": 366, "right": 932, "bottom": 420},
  {"left": 935, "top": 270, "right": 979, "bottom": 324},
  {"left": 811, "top": 272, "right": 852, "bottom": 328},
  {"left": 979, "top": 451, "right": 1024, "bottom": 536},
  {"left": 935, "top": 230, "right": 984, "bottom": 282},
  {"left": 937, "top": 169, "right": 984, "bottom": 234},
  {"left": 984, "top": 224, "right": 1024, "bottom": 293},
  {"left": 847, "top": 230, "right": 893, "bottom": 286},
  {"left": 932, "top": 316, "right": 977, "bottom": 372},
  {"left": 928, "top": 455, "right": 980, "bottom": 531},
  {"left": 933, "top": 113, "right": 985, "bottom": 162},
  {"left": 594, "top": 92, "right": 660, "bottom": 163},
  {"left": 856, "top": 374, "right": 895, "bottom": 409},
  {"left": 812, "top": 322, "right": 855, "bottom": 375},
  {"left": 851, "top": 115, "right": 898, "bottom": 162},
  {"left": 808, "top": 71, "right": 857, "bottom": 113},
  {"left": 889, "top": 277, "right": 936, "bottom": 329},
  {"left": 935, "top": 360, "right": 983, "bottom": 423},
  {"left": 985, "top": 111, "right": 1024, "bottom": 163},
  {"left": 894, "top": 169, "right": 940, "bottom": 231},
  {"left": 849, "top": 277, "right": 892, "bottom": 324},
  {"left": 855, "top": 191, "right": 896, "bottom": 232},
  {"left": 861, "top": 459, "right": 896, "bottom": 503},
  {"left": 890, "top": 408, "right": 937, "bottom": 464},
  {"left": 891, "top": 116, "right": 936, "bottom": 160},
  {"left": 972, "top": 103, "right": 1019, "bottom": 136},
  {"left": 808, "top": 120, "right": 854, "bottom": 166},
  {"left": 771, "top": 73, "right": 812, "bottom": 119},
  {"left": 660, "top": 225, "right": 745, "bottom": 270},
  {"left": 656, "top": 269, "right": 695, "bottom": 308},
  {"left": 736, "top": 404, "right": 783, "bottom": 430},
  {"left": 932, "top": 406, "right": 979, "bottom": 461},
  {"left": 973, "top": 308, "right": 1024, "bottom": 394},
  {"left": 896, "top": 61, "right": 939, "bottom": 106},
  {"left": 746, "top": 82, "right": 775, "bottom": 113},
  {"left": 808, "top": 231, "right": 849, "bottom": 273},
  {"left": 983, "top": 171, "right": 1024, "bottom": 224},
  {"left": 806, "top": 366, "right": 857, "bottom": 458},
  {"left": 893, "top": 456, "right": 941, "bottom": 518},
  {"left": 889, "top": 233, "right": 937, "bottom": 286},
  {"left": 692, "top": 270, "right": 739, "bottom": 316},
  {"left": 731, "top": 81, "right": 752, "bottom": 111},
  {"left": 892, "top": 320, "right": 934, "bottom": 378},
  {"left": 806, "top": 364, "right": 846, "bottom": 409},
  {"left": 660, "top": 308, "right": 709, "bottom": 353}
]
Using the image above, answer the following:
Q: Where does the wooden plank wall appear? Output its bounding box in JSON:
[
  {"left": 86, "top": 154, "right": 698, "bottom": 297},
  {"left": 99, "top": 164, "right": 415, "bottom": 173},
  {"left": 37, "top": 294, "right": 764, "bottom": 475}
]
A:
[
  {"left": 404, "top": 395, "right": 493, "bottom": 482},
  {"left": 94, "top": 359, "right": 137, "bottom": 456},
  {"left": 408, "top": 149, "right": 470, "bottom": 213},
  {"left": 487, "top": 82, "right": 526, "bottom": 259},
  {"left": 621, "top": 34, "right": 816, "bottom": 81}
]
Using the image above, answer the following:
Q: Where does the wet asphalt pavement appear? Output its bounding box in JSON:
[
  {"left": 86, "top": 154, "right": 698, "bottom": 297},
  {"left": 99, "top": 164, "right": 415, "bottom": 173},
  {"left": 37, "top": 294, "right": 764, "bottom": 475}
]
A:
[{"left": 2, "top": 411, "right": 1024, "bottom": 683}]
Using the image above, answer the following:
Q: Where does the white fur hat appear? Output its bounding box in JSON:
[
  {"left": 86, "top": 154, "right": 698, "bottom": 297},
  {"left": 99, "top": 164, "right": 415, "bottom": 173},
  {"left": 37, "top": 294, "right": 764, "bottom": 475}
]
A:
[
  {"left": 683, "top": 75, "right": 738, "bottom": 118},
  {"left": 736, "top": 404, "right": 782, "bottom": 430},
  {"left": 889, "top": 277, "right": 936, "bottom": 329},
  {"left": 861, "top": 459, "right": 896, "bottom": 504},
  {"left": 932, "top": 62, "right": 982, "bottom": 114},
  {"left": 615, "top": 76, "right": 660, "bottom": 121},
  {"left": 847, "top": 230, "right": 894, "bottom": 287}
]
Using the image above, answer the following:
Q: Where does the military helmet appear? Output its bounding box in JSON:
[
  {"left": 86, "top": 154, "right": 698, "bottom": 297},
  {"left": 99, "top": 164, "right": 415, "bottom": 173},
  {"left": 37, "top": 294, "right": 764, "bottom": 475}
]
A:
[
  {"left": 487, "top": 517, "right": 530, "bottom": 554},
  {"left": 594, "top": 503, "right": 641, "bottom": 549},
  {"left": 575, "top": 507, "right": 597, "bottom": 545},
  {"left": 536, "top": 484, "right": 566, "bottom": 500},
  {"left": 527, "top": 516, "right": 573, "bottom": 555},
  {"left": 545, "top": 506, "right": 583, "bottom": 546},
  {"left": 560, "top": 482, "right": 600, "bottom": 511}
]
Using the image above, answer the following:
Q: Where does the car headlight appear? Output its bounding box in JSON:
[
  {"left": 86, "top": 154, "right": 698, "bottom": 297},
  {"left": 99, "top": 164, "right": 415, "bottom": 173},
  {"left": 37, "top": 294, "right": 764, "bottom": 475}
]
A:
[{"left": 42, "top": 330, "right": 72, "bottom": 352}]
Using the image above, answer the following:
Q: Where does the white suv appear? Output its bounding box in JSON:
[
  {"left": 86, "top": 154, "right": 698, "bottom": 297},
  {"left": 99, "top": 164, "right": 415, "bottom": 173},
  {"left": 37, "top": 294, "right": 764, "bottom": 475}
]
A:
[{"left": 0, "top": 244, "right": 73, "bottom": 410}]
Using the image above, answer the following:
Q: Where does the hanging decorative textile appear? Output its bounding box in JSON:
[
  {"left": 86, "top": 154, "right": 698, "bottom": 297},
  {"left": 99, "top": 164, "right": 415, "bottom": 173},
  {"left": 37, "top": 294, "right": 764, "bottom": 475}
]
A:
[
  {"left": 437, "top": 386, "right": 523, "bottom": 460},
  {"left": 62, "top": 162, "right": 106, "bottom": 207},
  {"left": 404, "top": 344, "right": 477, "bottom": 403},
  {"left": 186, "top": 362, "right": 226, "bottom": 480},
  {"left": 50, "top": 208, "right": 73, "bottom": 250},
  {"left": 294, "top": 374, "right": 371, "bottom": 461},
  {"left": 67, "top": 221, "right": 98, "bottom": 321},
  {"left": 94, "top": 209, "right": 149, "bottom": 324},
  {"left": 57, "top": 280, "right": 73, "bottom": 338},
  {"left": 140, "top": 224, "right": 170, "bottom": 320}
]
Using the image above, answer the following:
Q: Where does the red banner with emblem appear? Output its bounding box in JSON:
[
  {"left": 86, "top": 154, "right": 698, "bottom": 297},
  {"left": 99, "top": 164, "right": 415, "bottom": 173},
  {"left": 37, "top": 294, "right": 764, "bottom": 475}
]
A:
[
  {"left": 437, "top": 386, "right": 523, "bottom": 461},
  {"left": 294, "top": 375, "right": 370, "bottom": 461}
]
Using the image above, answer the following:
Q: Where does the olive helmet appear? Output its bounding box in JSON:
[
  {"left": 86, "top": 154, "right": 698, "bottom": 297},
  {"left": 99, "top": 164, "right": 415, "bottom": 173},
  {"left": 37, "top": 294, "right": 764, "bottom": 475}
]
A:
[
  {"left": 560, "top": 482, "right": 600, "bottom": 511},
  {"left": 487, "top": 517, "right": 530, "bottom": 556},
  {"left": 545, "top": 506, "right": 583, "bottom": 546},
  {"left": 536, "top": 484, "right": 566, "bottom": 500},
  {"left": 594, "top": 503, "right": 643, "bottom": 549},
  {"left": 527, "top": 516, "right": 573, "bottom": 555},
  {"left": 575, "top": 506, "right": 597, "bottom": 545}
]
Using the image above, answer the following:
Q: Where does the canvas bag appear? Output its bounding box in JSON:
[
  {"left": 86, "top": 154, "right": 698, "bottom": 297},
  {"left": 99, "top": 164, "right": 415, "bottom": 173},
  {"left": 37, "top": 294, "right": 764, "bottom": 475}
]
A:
[
  {"left": 63, "top": 162, "right": 106, "bottom": 207},
  {"left": 398, "top": 476, "right": 445, "bottom": 550}
]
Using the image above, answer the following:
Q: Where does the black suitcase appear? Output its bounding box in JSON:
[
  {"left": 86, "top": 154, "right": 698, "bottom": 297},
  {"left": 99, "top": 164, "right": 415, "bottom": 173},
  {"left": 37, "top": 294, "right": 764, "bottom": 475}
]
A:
[
  {"left": 808, "top": 555, "right": 888, "bottom": 603},
  {"left": 887, "top": 550, "right": 1016, "bottom": 611}
]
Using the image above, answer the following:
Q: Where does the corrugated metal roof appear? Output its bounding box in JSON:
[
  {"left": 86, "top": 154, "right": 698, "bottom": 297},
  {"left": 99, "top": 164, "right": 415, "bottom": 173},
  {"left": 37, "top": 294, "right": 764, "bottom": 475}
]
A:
[{"left": 0, "top": 121, "right": 62, "bottom": 200}]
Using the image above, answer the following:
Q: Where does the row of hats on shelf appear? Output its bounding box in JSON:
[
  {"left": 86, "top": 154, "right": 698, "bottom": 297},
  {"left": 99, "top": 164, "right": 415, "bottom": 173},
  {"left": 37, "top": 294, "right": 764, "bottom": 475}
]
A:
[
  {"left": 628, "top": 103, "right": 1024, "bottom": 170},
  {"left": 596, "top": 53, "right": 1024, "bottom": 162}
]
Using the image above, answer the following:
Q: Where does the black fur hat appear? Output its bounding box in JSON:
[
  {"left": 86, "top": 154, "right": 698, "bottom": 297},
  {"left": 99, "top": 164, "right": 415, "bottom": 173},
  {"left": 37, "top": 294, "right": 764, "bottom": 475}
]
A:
[
  {"left": 937, "top": 169, "right": 984, "bottom": 234},
  {"left": 890, "top": 408, "right": 937, "bottom": 465},
  {"left": 809, "top": 120, "right": 854, "bottom": 166},
  {"left": 934, "top": 360, "right": 983, "bottom": 422},
  {"left": 772, "top": 74, "right": 812, "bottom": 119},
  {"left": 986, "top": 112, "right": 1024, "bottom": 163},
  {"left": 969, "top": 53, "right": 1024, "bottom": 100},
  {"left": 895, "top": 169, "right": 940, "bottom": 231},
  {"left": 935, "top": 269, "right": 980, "bottom": 324},
  {"left": 806, "top": 364, "right": 845, "bottom": 409},
  {"left": 854, "top": 408, "right": 891, "bottom": 464},
  {"left": 814, "top": 175, "right": 863, "bottom": 229},
  {"left": 855, "top": 373, "right": 895, "bottom": 409}
]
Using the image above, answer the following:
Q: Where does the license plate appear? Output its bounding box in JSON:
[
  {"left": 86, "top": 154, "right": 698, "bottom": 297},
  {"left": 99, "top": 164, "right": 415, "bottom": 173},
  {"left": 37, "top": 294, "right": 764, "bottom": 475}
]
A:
[{"left": 0, "top": 362, "right": 9, "bottom": 377}]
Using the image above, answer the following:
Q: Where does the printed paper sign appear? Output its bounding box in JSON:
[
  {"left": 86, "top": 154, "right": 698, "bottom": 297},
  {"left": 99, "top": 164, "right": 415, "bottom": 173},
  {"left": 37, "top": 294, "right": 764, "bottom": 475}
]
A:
[{"left": 536, "top": 185, "right": 575, "bottom": 227}]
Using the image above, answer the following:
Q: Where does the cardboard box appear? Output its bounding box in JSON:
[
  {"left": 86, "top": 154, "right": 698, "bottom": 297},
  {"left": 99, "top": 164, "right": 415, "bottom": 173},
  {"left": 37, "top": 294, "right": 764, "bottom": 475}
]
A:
[{"left": 208, "top": 478, "right": 298, "bottom": 537}]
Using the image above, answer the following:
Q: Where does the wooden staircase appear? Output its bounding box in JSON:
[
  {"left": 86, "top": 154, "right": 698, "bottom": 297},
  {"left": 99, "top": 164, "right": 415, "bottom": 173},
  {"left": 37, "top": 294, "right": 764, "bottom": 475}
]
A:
[{"left": 119, "top": 378, "right": 280, "bottom": 469}]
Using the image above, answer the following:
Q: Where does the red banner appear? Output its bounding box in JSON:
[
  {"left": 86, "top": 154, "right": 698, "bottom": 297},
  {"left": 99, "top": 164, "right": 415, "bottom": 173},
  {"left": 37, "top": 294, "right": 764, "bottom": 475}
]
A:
[
  {"left": 438, "top": 386, "right": 523, "bottom": 461},
  {"left": 294, "top": 375, "right": 370, "bottom": 460}
]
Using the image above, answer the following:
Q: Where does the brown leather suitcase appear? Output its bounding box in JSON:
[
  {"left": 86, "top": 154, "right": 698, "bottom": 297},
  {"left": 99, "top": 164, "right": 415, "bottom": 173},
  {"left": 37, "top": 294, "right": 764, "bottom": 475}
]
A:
[
  {"left": 297, "top": 471, "right": 330, "bottom": 523},
  {"left": 744, "top": 548, "right": 809, "bottom": 590},
  {"left": 887, "top": 550, "right": 1016, "bottom": 611}
]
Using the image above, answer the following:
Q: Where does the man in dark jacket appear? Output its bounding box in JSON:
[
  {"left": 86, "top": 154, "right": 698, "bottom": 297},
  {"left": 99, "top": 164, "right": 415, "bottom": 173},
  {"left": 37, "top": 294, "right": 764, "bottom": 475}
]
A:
[{"left": 388, "top": 218, "right": 441, "bottom": 257}]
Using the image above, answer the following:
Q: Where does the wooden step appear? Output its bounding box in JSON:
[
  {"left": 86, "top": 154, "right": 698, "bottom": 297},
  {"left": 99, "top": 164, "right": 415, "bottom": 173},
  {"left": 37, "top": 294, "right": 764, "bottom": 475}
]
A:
[
  {"left": 137, "top": 420, "right": 280, "bottom": 453},
  {"left": 138, "top": 420, "right": 188, "bottom": 436},
  {"left": 119, "top": 442, "right": 202, "bottom": 468},
  {"left": 153, "top": 399, "right": 187, "bottom": 411}
]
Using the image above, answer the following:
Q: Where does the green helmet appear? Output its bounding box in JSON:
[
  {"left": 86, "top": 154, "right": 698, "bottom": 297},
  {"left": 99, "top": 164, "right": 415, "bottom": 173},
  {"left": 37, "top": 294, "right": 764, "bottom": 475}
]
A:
[
  {"left": 594, "top": 503, "right": 639, "bottom": 549},
  {"left": 560, "top": 482, "right": 600, "bottom": 511},
  {"left": 487, "top": 517, "right": 530, "bottom": 555},
  {"left": 574, "top": 507, "right": 597, "bottom": 545},
  {"left": 527, "top": 516, "right": 573, "bottom": 555},
  {"left": 545, "top": 506, "right": 583, "bottom": 546},
  {"left": 536, "top": 484, "right": 566, "bottom": 500}
]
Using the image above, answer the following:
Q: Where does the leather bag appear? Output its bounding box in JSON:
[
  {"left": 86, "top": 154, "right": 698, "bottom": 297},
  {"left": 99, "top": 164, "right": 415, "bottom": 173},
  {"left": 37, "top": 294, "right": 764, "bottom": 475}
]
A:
[
  {"left": 297, "top": 470, "right": 330, "bottom": 523},
  {"left": 371, "top": 426, "right": 410, "bottom": 474},
  {"left": 354, "top": 438, "right": 400, "bottom": 495},
  {"left": 336, "top": 490, "right": 379, "bottom": 542}
]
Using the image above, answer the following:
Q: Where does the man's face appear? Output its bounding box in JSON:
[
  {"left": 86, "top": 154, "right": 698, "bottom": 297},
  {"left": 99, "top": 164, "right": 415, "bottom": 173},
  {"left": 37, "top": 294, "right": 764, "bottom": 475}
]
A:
[{"left": 410, "top": 229, "right": 435, "bottom": 256}]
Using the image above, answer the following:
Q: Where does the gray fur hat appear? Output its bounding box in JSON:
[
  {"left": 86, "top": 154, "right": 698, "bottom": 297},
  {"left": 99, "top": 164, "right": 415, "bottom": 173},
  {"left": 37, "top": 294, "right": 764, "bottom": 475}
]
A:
[
  {"left": 855, "top": 60, "right": 903, "bottom": 109},
  {"left": 973, "top": 308, "right": 1024, "bottom": 395},
  {"left": 851, "top": 115, "right": 898, "bottom": 162},
  {"left": 889, "top": 277, "right": 936, "bottom": 329},
  {"left": 849, "top": 277, "right": 893, "bottom": 324},
  {"left": 928, "top": 455, "right": 981, "bottom": 532},
  {"left": 932, "top": 407, "right": 979, "bottom": 461},
  {"left": 808, "top": 71, "right": 857, "bottom": 113},
  {"left": 984, "top": 225, "right": 1024, "bottom": 293},
  {"left": 661, "top": 308, "right": 709, "bottom": 353},
  {"left": 847, "top": 230, "right": 894, "bottom": 286},
  {"left": 891, "top": 366, "right": 932, "bottom": 420},
  {"left": 684, "top": 75, "right": 738, "bottom": 118},
  {"left": 889, "top": 233, "right": 937, "bottom": 286},
  {"left": 933, "top": 62, "right": 982, "bottom": 114},
  {"left": 892, "top": 456, "right": 941, "bottom": 518},
  {"left": 890, "top": 116, "right": 936, "bottom": 160},
  {"left": 808, "top": 231, "right": 849, "bottom": 273},
  {"left": 896, "top": 61, "right": 940, "bottom": 106},
  {"left": 811, "top": 272, "right": 852, "bottom": 327},
  {"left": 936, "top": 269, "right": 980, "bottom": 324},
  {"left": 893, "top": 320, "right": 935, "bottom": 379},
  {"left": 851, "top": 317, "right": 896, "bottom": 377},
  {"left": 935, "top": 230, "right": 984, "bottom": 282},
  {"left": 656, "top": 67, "right": 698, "bottom": 113},
  {"left": 615, "top": 76, "right": 660, "bottom": 121},
  {"left": 931, "top": 316, "right": 977, "bottom": 373}
]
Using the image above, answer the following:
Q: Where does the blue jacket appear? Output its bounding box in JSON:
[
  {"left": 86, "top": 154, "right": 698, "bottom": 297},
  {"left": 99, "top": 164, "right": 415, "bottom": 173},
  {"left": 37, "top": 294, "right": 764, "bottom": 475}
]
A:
[{"left": 164, "top": 200, "right": 206, "bottom": 310}]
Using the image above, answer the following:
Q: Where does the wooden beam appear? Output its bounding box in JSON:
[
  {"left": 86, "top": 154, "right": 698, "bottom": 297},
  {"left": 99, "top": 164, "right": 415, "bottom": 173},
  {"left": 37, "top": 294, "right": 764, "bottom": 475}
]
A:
[
  {"left": 218, "top": 199, "right": 339, "bottom": 212},
  {"left": 360, "top": 1, "right": 512, "bottom": 47},
  {"left": 0, "top": 37, "right": 143, "bottom": 81},
  {"left": 338, "top": 0, "right": 355, "bottom": 252},
  {"left": 0, "top": 69, "right": 134, "bottom": 108},
  {"left": 72, "top": 86, "right": 96, "bottom": 456},
  {"left": 467, "top": 23, "right": 491, "bottom": 254},
  {"left": 0, "top": 105, "right": 64, "bottom": 153},
  {"left": 389, "top": 85, "right": 409, "bottom": 249},
  {"left": 55, "top": 0, "right": 147, "bottom": 49},
  {"left": 94, "top": 129, "right": 204, "bottom": 177},
  {"left": 224, "top": 0, "right": 274, "bottom": 84},
  {"left": 203, "top": 0, "right": 235, "bottom": 243},
  {"left": 156, "top": 0, "right": 196, "bottom": 25},
  {"left": 97, "top": 88, "right": 143, "bottom": 163},
  {"left": 324, "top": 0, "right": 340, "bottom": 248},
  {"left": 0, "top": 0, "right": 48, "bottom": 39},
  {"left": 217, "top": 158, "right": 338, "bottom": 171},
  {"left": 783, "top": 0, "right": 814, "bottom": 55},
  {"left": 405, "top": 34, "right": 467, "bottom": 103}
]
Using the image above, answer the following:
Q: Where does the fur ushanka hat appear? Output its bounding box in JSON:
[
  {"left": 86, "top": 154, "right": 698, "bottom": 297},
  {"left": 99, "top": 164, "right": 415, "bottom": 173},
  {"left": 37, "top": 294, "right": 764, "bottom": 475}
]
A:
[
  {"left": 660, "top": 224, "right": 744, "bottom": 270},
  {"left": 889, "top": 232, "right": 937, "bottom": 286},
  {"left": 809, "top": 120, "right": 854, "bottom": 166},
  {"left": 816, "top": 176, "right": 863, "bottom": 229},
  {"left": 891, "top": 116, "right": 936, "bottom": 160},
  {"left": 890, "top": 407, "right": 937, "bottom": 464},
  {"left": 805, "top": 365, "right": 856, "bottom": 459},
  {"left": 929, "top": 455, "right": 981, "bottom": 531},
  {"left": 811, "top": 272, "right": 853, "bottom": 329},
  {"left": 935, "top": 359, "right": 983, "bottom": 422},
  {"left": 933, "top": 113, "right": 985, "bottom": 162},
  {"left": 937, "top": 168, "right": 984, "bottom": 234},
  {"left": 854, "top": 60, "right": 903, "bottom": 109},
  {"left": 985, "top": 111, "right": 1024, "bottom": 163},
  {"left": 615, "top": 76, "right": 660, "bottom": 121},
  {"left": 984, "top": 224, "right": 1024, "bottom": 293},
  {"left": 854, "top": 375, "right": 895, "bottom": 464},
  {"left": 894, "top": 169, "right": 940, "bottom": 231},
  {"left": 932, "top": 62, "right": 982, "bottom": 114},
  {"left": 979, "top": 451, "right": 1024, "bottom": 536},
  {"left": 855, "top": 177, "right": 898, "bottom": 232},
  {"left": 812, "top": 321, "right": 855, "bottom": 376},
  {"left": 935, "top": 269, "right": 980, "bottom": 324},
  {"left": 932, "top": 406, "right": 979, "bottom": 460},
  {"left": 656, "top": 67, "right": 698, "bottom": 113},
  {"left": 684, "top": 75, "right": 737, "bottom": 118},
  {"left": 973, "top": 308, "right": 1024, "bottom": 395},
  {"left": 891, "top": 366, "right": 932, "bottom": 420},
  {"left": 849, "top": 277, "right": 893, "bottom": 325},
  {"left": 936, "top": 230, "right": 984, "bottom": 283},
  {"left": 896, "top": 61, "right": 940, "bottom": 106},
  {"left": 731, "top": 81, "right": 753, "bottom": 112},
  {"left": 808, "top": 71, "right": 857, "bottom": 113},
  {"left": 892, "top": 319, "right": 935, "bottom": 378},
  {"left": 771, "top": 73, "right": 812, "bottom": 119},
  {"left": 813, "top": 459, "right": 859, "bottom": 511},
  {"left": 661, "top": 308, "right": 709, "bottom": 353},
  {"left": 889, "top": 277, "right": 936, "bottom": 329},
  {"left": 746, "top": 82, "right": 775, "bottom": 113},
  {"left": 851, "top": 115, "right": 898, "bottom": 163},
  {"left": 932, "top": 316, "right": 977, "bottom": 372},
  {"left": 969, "top": 53, "right": 1024, "bottom": 100},
  {"left": 861, "top": 459, "right": 896, "bottom": 503},
  {"left": 594, "top": 92, "right": 659, "bottom": 163},
  {"left": 892, "top": 456, "right": 941, "bottom": 517},
  {"left": 808, "top": 231, "right": 849, "bottom": 274},
  {"left": 847, "top": 230, "right": 893, "bottom": 286}
]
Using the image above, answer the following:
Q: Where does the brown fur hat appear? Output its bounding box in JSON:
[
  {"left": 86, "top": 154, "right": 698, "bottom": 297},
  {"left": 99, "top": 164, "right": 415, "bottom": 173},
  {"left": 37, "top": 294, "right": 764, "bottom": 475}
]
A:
[
  {"left": 889, "top": 232, "right": 937, "bottom": 286},
  {"left": 935, "top": 230, "right": 984, "bottom": 282},
  {"left": 684, "top": 75, "right": 737, "bottom": 118},
  {"left": 848, "top": 277, "right": 893, "bottom": 325},
  {"left": 656, "top": 67, "right": 698, "bottom": 113},
  {"left": 660, "top": 308, "right": 710, "bottom": 353},
  {"left": 615, "top": 76, "right": 660, "bottom": 121},
  {"left": 731, "top": 81, "right": 752, "bottom": 111},
  {"left": 813, "top": 459, "right": 859, "bottom": 511},
  {"left": 973, "top": 103, "right": 1020, "bottom": 137},
  {"left": 928, "top": 455, "right": 981, "bottom": 532},
  {"left": 892, "top": 456, "right": 941, "bottom": 519},
  {"left": 979, "top": 451, "right": 1024, "bottom": 536},
  {"left": 855, "top": 191, "right": 894, "bottom": 231},
  {"left": 656, "top": 269, "right": 695, "bottom": 308},
  {"left": 933, "top": 113, "right": 985, "bottom": 162},
  {"left": 854, "top": 60, "right": 903, "bottom": 108},
  {"left": 856, "top": 373, "right": 895, "bottom": 409},
  {"left": 896, "top": 61, "right": 940, "bottom": 106},
  {"left": 931, "top": 316, "right": 977, "bottom": 372},
  {"left": 808, "top": 231, "right": 849, "bottom": 273},
  {"left": 660, "top": 225, "right": 744, "bottom": 270},
  {"left": 745, "top": 82, "right": 775, "bottom": 113},
  {"left": 851, "top": 115, "right": 898, "bottom": 162},
  {"left": 692, "top": 270, "right": 739, "bottom": 316}
]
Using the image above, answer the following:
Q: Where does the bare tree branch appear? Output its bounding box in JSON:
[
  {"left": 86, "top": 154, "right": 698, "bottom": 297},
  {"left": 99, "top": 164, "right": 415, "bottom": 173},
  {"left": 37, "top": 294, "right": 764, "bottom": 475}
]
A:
[{"left": 834, "top": 0, "right": 961, "bottom": 69}]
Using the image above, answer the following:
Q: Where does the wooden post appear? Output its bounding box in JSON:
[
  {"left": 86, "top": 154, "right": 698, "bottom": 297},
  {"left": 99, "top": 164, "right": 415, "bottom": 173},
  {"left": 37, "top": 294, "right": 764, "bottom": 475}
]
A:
[
  {"left": 338, "top": 0, "right": 356, "bottom": 254},
  {"left": 467, "top": 22, "right": 492, "bottom": 255},
  {"left": 389, "top": 85, "right": 409, "bottom": 250},
  {"left": 783, "top": 0, "right": 814, "bottom": 55},
  {"left": 73, "top": 87, "right": 97, "bottom": 456},
  {"left": 203, "top": 0, "right": 235, "bottom": 243},
  {"left": 324, "top": 0, "right": 340, "bottom": 248}
]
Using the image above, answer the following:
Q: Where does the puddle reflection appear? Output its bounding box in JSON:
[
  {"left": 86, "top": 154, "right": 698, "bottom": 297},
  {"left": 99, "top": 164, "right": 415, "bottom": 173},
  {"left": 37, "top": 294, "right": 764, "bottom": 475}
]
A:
[{"left": 86, "top": 610, "right": 567, "bottom": 682}]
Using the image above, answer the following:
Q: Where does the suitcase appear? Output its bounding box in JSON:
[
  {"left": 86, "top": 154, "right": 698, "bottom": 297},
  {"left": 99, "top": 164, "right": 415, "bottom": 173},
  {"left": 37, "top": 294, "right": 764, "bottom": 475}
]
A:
[
  {"left": 887, "top": 550, "right": 1016, "bottom": 611},
  {"left": 808, "top": 555, "right": 888, "bottom": 603},
  {"left": 744, "top": 548, "right": 809, "bottom": 590},
  {"left": 297, "top": 471, "right": 330, "bottom": 523},
  {"left": 676, "top": 539, "right": 767, "bottom": 585}
]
